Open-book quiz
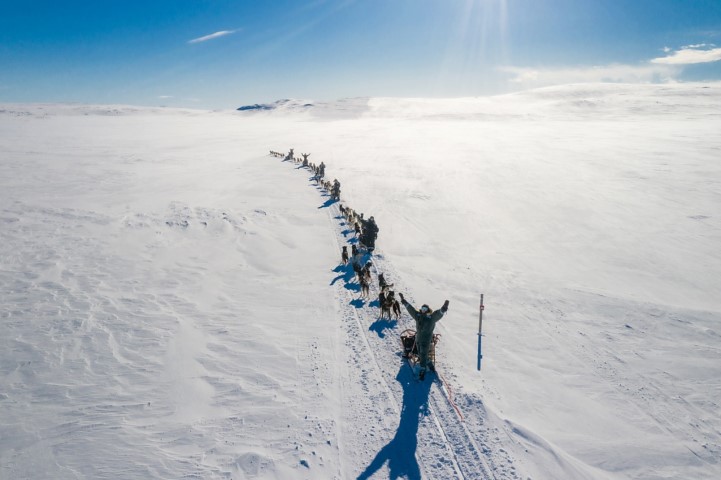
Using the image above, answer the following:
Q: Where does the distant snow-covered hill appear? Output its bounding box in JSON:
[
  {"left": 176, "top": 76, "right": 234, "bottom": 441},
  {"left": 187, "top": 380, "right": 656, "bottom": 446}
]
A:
[{"left": 236, "top": 82, "right": 721, "bottom": 120}]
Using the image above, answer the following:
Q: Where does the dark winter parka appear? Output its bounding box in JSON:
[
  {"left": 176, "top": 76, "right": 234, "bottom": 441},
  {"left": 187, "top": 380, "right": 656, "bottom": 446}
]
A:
[
  {"left": 401, "top": 301, "right": 447, "bottom": 367},
  {"left": 405, "top": 304, "right": 445, "bottom": 346}
]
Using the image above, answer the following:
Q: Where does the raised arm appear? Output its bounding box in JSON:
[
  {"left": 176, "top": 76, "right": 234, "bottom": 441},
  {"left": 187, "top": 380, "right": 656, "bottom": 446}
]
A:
[
  {"left": 430, "top": 300, "right": 450, "bottom": 322},
  {"left": 399, "top": 293, "right": 418, "bottom": 317}
]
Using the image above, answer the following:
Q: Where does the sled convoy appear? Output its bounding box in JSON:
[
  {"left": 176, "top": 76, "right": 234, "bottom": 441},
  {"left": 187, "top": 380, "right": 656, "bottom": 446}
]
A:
[
  {"left": 270, "top": 148, "right": 450, "bottom": 381},
  {"left": 270, "top": 148, "right": 379, "bottom": 251}
]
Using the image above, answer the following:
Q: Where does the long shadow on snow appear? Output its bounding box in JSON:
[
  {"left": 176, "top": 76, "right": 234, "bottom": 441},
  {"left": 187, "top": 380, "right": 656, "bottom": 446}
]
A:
[
  {"left": 318, "top": 198, "right": 338, "bottom": 209},
  {"left": 329, "top": 264, "right": 362, "bottom": 299},
  {"left": 330, "top": 264, "right": 355, "bottom": 287},
  {"left": 368, "top": 317, "right": 397, "bottom": 338},
  {"left": 357, "top": 361, "right": 430, "bottom": 480},
  {"left": 350, "top": 298, "right": 365, "bottom": 309}
]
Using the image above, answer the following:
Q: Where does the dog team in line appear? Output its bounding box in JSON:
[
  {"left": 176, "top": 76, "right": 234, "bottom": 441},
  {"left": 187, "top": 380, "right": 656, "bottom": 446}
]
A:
[
  {"left": 269, "top": 147, "right": 449, "bottom": 380},
  {"left": 269, "top": 148, "right": 378, "bottom": 249},
  {"left": 270, "top": 149, "right": 340, "bottom": 199},
  {"left": 343, "top": 247, "right": 403, "bottom": 322}
]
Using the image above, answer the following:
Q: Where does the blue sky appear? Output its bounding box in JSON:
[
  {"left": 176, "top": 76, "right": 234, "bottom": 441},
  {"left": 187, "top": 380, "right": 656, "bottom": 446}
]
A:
[{"left": 1, "top": 0, "right": 720, "bottom": 108}]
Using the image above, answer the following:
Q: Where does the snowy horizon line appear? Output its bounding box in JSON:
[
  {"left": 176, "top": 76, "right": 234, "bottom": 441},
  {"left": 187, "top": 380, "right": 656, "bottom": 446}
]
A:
[{"left": 3, "top": 80, "right": 721, "bottom": 112}]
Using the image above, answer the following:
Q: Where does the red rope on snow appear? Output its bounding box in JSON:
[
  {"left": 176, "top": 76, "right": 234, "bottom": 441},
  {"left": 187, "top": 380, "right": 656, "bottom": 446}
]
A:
[{"left": 438, "top": 371, "right": 464, "bottom": 421}]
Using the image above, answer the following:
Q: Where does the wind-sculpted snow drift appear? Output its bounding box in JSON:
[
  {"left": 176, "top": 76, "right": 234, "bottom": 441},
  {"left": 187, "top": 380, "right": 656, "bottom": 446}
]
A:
[{"left": 1, "top": 83, "right": 720, "bottom": 479}]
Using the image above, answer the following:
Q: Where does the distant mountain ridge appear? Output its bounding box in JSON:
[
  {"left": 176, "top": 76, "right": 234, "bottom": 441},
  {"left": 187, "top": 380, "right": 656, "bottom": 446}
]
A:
[
  {"left": 235, "top": 83, "right": 721, "bottom": 120},
  {"left": 2, "top": 83, "right": 719, "bottom": 119},
  {"left": 236, "top": 99, "right": 314, "bottom": 111}
]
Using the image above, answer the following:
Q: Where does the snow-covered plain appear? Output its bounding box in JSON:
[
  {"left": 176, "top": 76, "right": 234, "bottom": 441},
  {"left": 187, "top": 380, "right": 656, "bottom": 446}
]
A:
[{"left": 1, "top": 83, "right": 720, "bottom": 480}]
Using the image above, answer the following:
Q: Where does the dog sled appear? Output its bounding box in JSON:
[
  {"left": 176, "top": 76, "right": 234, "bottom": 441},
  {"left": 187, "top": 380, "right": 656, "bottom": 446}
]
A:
[
  {"left": 400, "top": 328, "right": 440, "bottom": 366},
  {"left": 401, "top": 329, "right": 464, "bottom": 417}
]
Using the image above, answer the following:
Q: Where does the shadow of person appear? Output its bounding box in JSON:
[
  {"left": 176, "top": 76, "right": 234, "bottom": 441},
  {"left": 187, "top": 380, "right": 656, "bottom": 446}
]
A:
[
  {"left": 357, "top": 363, "right": 431, "bottom": 480},
  {"left": 318, "top": 198, "right": 338, "bottom": 209}
]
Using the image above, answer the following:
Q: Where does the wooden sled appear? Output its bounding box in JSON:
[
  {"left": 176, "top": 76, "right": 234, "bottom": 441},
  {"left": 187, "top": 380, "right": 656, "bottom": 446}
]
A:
[{"left": 400, "top": 328, "right": 440, "bottom": 366}]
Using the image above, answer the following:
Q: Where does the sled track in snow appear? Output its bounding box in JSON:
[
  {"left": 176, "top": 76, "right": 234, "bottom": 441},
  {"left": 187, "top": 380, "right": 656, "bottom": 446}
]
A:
[{"left": 312, "top": 180, "right": 505, "bottom": 479}]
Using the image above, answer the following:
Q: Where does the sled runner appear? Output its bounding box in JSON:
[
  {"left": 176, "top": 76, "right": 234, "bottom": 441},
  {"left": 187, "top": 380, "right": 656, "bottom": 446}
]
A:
[{"left": 400, "top": 328, "right": 440, "bottom": 366}]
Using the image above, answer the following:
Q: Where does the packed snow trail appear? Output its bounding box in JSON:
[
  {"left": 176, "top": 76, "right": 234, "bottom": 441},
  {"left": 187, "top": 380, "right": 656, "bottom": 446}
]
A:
[
  {"left": 285, "top": 159, "right": 521, "bottom": 480},
  {"left": 325, "top": 195, "right": 511, "bottom": 480}
]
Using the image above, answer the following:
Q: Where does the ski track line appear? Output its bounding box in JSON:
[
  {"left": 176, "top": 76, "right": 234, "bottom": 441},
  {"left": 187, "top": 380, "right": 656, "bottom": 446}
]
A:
[
  {"left": 306, "top": 176, "right": 495, "bottom": 479},
  {"left": 457, "top": 396, "right": 523, "bottom": 480},
  {"left": 329, "top": 204, "right": 525, "bottom": 479},
  {"left": 427, "top": 385, "right": 493, "bottom": 480},
  {"left": 330, "top": 277, "right": 348, "bottom": 480},
  {"left": 326, "top": 205, "right": 489, "bottom": 480},
  {"left": 322, "top": 201, "right": 445, "bottom": 479},
  {"left": 318, "top": 187, "right": 461, "bottom": 478},
  {"left": 278, "top": 157, "right": 518, "bottom": 479}
]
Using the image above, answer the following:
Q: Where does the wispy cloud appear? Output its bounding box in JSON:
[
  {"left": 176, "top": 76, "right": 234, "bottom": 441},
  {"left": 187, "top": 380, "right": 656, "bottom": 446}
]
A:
[
  {"left": 158, "top": 95, "right": 173, "bottom": 99},
  {"left": 498, "top": 63, "right": 679, "bottom": 88},
  {"left": 188, "top": 30, "right": 239, "bottom": 44},
  {"left": 498, "top": 42, "right": 721, "bottom": 89},
  {"left": 651, "top": 45, "right": 721, "bottom": 65}
]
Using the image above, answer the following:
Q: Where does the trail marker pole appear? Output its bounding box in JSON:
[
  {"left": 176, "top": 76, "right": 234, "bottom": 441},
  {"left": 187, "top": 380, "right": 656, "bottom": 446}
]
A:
[{"left": 477, "top": 293, "right": 485, "bottom": 371}]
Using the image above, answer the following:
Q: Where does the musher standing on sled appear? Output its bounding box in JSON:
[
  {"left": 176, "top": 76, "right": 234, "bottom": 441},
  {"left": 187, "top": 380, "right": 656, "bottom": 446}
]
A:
[{"left": 399, "top": 293, "right": 450, "bottom": 380}]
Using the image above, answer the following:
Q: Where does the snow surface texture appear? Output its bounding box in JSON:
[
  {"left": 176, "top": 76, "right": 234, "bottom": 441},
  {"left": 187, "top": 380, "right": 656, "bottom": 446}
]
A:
[{"left": 1, "top": 83, "right": 720, "bottom": 479}]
